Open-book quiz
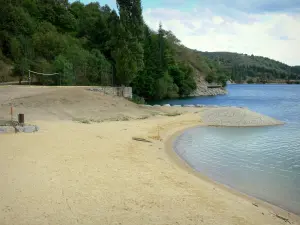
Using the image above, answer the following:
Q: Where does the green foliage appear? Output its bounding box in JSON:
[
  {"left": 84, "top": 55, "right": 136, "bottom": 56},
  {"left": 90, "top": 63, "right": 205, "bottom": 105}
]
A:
[
  {"left": 201, "top": 51, "right": 300, "bottom": 83},
  {"left": 247, "top": 78, "right": 254, "bottom": 84},
  {"left": 54, "top": 55, "right": 74, "bottom": 85},
  {"left": 131, "top": 95, "right": 146, "bottom": 104},
  {"left": 1, "top": 0, "right": 201, "bottom": 100},
  {"left": 153, "top": 72, "right": 179, "bottom": 99},
  {"left": 217, "top": 74, "right": 227, "bottom": 87},
  {"left": 205, "top": 73, "right": 215, "bottom": 83},
  {"left": 169, "top": 63, "right": 196, "bottom": 96}
]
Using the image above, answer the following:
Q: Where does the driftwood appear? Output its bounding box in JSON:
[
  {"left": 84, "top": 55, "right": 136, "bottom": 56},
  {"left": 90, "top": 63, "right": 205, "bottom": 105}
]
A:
[
  {"left": 270, "top": 212, "right": 291, "bottom": 224},
  {"left": 132, "top": 137, "right": 152, "bottom": 143},
  {"left": 275, "top": 214, "right": 291, "bottom": 224}
]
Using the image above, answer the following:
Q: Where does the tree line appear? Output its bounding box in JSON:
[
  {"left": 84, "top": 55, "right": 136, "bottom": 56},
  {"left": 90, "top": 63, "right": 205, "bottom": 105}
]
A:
[
  {"left": 200, "top": 51, "right": 300, "bottom": 84},
  {"left": 0, "top": 0, "right": 202, "bottom": 100}
]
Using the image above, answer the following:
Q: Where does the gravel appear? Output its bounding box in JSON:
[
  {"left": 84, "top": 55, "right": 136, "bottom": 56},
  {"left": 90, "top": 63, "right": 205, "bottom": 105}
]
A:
[{"left": 201, "top": 107, "right": 284, "bottom": 127}]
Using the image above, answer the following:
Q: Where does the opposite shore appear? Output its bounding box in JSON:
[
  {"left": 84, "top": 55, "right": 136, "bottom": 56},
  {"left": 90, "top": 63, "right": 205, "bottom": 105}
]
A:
[{"left": 0, "top": 86, "right": 299, "bottom": 225}]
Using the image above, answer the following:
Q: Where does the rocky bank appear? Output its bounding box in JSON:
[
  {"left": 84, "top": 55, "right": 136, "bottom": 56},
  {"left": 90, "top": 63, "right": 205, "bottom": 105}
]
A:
[{"left": 190, "top": 75, "right": 228, "bottom": 97}]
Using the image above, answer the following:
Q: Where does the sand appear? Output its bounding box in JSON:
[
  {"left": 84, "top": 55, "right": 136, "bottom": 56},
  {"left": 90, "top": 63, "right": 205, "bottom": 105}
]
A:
[{"left": 0, "top": 86, "right": 298, "bottom": 225}]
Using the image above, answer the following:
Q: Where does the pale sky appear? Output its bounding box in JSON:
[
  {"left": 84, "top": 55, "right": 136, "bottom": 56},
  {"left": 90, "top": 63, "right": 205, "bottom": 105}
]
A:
[{"left": 72, "top": 0, "right": 300, "bottom": 66}]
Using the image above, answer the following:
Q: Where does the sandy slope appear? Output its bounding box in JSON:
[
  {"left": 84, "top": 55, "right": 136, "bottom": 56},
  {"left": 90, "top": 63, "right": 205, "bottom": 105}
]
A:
[
  {"left": 0, "top": 86, "right": 296, "bottom": 225},
  {"left": 0, "top": 86, "right": 198, "bottom": 122},
  {"left": 0, "top": 86, "right": 282, "bottom": 126}
]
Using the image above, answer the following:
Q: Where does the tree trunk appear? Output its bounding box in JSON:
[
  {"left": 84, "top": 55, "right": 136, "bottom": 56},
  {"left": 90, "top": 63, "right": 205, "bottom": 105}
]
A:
[{"left": 19, "top": 76, "right": 22, "bottom": 85}]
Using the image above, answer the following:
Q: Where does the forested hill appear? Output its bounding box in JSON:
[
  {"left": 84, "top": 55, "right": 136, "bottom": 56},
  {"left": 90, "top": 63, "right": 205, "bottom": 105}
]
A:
[
  {"left": 0, "top": 0, "right": 226, "bottom": 101},
  {"left": 200, "top": 51, "right": 300, "bottom": 84}
]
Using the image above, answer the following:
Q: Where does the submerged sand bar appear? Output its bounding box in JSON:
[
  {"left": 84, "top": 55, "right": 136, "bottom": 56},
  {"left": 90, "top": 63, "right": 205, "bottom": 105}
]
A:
[{"left": 0, "top": 86, "right": 297, "bottom": 225}]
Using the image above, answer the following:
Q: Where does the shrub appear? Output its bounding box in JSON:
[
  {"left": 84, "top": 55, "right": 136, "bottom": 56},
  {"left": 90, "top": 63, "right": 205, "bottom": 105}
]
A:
[
  {"left": 205, "top": 73, "right": 215, "bottom": 83},
  {"left": 247, "top": 78, "right": 254, "bottom": 84},
  {"left": 131, "top": 95, "right": 146, "bottom": 104}
]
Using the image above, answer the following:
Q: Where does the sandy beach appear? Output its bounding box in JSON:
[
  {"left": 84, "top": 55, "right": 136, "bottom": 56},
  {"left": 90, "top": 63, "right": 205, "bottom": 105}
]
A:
[{"left": 0, "top": 86, "right": 299, "bottom": 225}]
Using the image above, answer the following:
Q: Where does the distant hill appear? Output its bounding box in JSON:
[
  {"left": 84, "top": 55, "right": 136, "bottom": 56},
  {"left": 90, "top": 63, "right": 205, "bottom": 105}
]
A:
[
  {"left": 199, "top": 51, "right": 300, "bottom": 84},
  {"left": 292, "top": 66, "right": 300, "bottom": 74}
]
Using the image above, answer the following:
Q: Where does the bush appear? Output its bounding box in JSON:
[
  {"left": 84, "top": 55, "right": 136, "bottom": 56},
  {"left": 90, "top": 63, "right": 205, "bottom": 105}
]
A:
[
  {"left": 247, "top": 78, "right": 254, "bottom": 84},
  {"left": 131, "top": 95, "right": 145, "bottom": 104},
  {"left": 0, "top": 60, "right": 13, "bottom": 82},
  {"left": 205, "top": 73, "right": 215, "bottom": 83},
  {"left": 217, "top": 75, "right": 227, "bottom": 87}
]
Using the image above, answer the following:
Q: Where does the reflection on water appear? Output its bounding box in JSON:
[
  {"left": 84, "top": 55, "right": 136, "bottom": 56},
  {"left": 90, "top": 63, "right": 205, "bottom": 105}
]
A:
[{"left": 169, "top": 85, "right": 300, "bottom": 215}]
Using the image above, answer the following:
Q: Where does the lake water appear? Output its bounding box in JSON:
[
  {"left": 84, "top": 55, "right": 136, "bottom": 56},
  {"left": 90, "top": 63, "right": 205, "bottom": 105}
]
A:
[{"left": 159, "top": 85, "right": 300, "bottom": 215}]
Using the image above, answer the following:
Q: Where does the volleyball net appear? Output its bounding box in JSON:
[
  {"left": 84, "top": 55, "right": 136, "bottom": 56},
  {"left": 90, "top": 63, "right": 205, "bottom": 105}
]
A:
[{"left": 28, "top": 70, "right": 60, "bottom": 85}]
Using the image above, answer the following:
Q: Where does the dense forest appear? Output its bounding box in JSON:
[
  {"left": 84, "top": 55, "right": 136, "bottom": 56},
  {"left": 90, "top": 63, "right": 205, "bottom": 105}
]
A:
[
  {"left": 0, "top": 0, "right": 228, "bottom": 101},
  {"left": 200, "top": 51, "right": 300, "bottom": 84}
]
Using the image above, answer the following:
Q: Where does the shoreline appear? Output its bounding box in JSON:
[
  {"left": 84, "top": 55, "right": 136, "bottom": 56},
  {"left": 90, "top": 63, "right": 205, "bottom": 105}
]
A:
[{"left": 164, "top": 123, "right": 300, "bottom": 220}]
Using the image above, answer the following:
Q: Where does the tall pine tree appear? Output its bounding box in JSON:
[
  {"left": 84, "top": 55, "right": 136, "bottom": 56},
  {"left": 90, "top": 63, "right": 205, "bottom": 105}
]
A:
[{"left": 113, "top": 0, "right": 144, "bottom": 85}]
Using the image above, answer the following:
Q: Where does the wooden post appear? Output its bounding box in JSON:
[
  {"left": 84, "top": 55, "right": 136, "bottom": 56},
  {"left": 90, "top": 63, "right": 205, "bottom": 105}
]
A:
[
  {"left": 10, "top": 106, "right": 13, "bottom": 122},
  {"left": 18, "top": 114, "right": 25, "bottom": 125}
]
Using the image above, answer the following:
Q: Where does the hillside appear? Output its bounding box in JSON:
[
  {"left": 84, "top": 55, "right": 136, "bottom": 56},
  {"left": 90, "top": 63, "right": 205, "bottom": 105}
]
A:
[
  {"left": 0, "top": 0, "right": 226, "bottom": 101},
  {"left": 200, "top": 51, "right": 300, "bottom": 84}
]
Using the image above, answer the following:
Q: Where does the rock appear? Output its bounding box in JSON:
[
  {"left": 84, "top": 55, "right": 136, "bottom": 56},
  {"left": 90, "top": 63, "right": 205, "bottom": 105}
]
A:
[
  {"left": 189, "top": 76, "right": 228, "bottom": 97},
  {"left": 163, "top": 104, "right": 171, "bottom": 107},
  {"left": 172, "top": 105, "right": 182, "bottom": 107},
  {"left": 15, "top": 125, "right": 39, "bottom": 133},
  {"left": 153, "top": 105, "right": 160, "bottom": 107},
  {"left": 143, "top": 105, "right": 152, "bottom": 107},
  {"left": 184, "top": 104, "right": 195, "bottom": 107},
  {"left": 196, "top": 104, "right": 205, "bottom": 107},
  {"left": 0, "top": 126, "right": 15, "bottom": 133}
]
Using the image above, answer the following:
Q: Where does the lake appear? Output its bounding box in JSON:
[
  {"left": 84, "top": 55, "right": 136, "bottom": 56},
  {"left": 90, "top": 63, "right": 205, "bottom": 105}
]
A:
[{"left": 160, "top": 84, "right": 300, "bottom": 215}]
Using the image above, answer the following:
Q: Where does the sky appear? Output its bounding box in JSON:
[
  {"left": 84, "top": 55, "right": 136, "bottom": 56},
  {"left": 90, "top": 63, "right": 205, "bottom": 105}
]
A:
[{"left": 73, "top": 0, "right": 300, "bottom": 66}]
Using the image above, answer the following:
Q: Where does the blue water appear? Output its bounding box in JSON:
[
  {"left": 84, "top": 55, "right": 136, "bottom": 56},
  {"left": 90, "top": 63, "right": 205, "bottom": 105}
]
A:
[{"left": 163, "top": 85, "right": 300, "bottom": 215}]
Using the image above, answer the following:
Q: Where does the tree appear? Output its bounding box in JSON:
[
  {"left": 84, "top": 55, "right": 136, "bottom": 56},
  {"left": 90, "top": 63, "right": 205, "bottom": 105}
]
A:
[
  {"left": 247, "top": 78, "right": 254, "bottom": 84},
  {"left": 114, "top": 0, "right": 144, "bottom": 85},
  {"left": 217, "top": 74, "right": 227, "bottom": 87},
  {"left": 0, "top": 0, "right": 252, "bottom": 101},
  {"left": 205, "top": 72, "right": 215, "bottom": 83},
  {"left": 54, "top": 55, "right": 74, "bottom": 85},
  {"left": 32, "top": 22, "right": 64, "bottom": 61}
]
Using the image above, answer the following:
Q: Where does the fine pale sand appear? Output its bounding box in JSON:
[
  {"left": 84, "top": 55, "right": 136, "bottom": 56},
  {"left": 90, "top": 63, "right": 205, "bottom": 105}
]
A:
[{"left": 0, "top": 86, "right": 298, "bottom": 225}]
